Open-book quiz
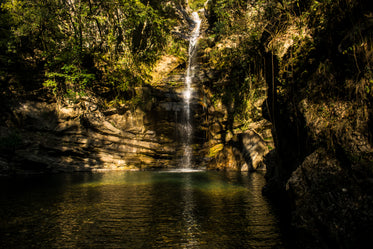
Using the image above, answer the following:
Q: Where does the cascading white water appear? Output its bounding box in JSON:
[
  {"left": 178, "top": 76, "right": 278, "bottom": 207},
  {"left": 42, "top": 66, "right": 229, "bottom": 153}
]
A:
[{"left": 181, "top": 12, "right": 201, "bottom": 168}]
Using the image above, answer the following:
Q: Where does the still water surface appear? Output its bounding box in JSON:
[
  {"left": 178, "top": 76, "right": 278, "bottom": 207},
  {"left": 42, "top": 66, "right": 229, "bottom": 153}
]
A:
[{"left": 0, "top": 171, "right": 287, "bottom": 248}]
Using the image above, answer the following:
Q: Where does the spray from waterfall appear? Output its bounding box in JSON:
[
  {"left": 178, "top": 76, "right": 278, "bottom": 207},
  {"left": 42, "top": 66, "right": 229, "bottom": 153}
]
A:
[{"left": 181, "top": 12, "right": 201, "bottom": 168}]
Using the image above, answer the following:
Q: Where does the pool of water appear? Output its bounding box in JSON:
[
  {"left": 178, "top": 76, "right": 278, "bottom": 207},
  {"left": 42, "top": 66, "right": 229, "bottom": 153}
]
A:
[{"left": 0, "top": 170, "right": 288, "bottom": 248}]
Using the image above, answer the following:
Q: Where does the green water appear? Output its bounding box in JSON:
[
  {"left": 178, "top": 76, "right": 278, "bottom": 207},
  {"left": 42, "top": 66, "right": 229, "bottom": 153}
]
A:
[{"left": 0, "top": 171, "right": 287, "bottom": 248}]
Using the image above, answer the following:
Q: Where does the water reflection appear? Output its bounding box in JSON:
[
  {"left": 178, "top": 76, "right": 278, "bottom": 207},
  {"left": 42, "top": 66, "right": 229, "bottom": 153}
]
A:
[
  {"left": 181, "top": 173, "right": 200, "bottom": 248},
  {"left": 0, "top": 171, "right": 286, "bottom": 248}
]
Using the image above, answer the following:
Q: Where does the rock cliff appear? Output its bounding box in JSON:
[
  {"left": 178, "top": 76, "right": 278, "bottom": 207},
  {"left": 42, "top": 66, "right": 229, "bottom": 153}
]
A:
[
  {"left": 257, "top": 1, "right": 373, "bottom": 248},
  {"left": 199, "top": 0, "right": 373, "bottom": 248}
]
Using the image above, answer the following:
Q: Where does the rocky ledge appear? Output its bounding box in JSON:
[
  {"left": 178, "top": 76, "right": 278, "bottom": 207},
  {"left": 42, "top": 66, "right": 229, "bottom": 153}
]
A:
[{"left": 0, "top": 92, "right": 177, "bottom": 173}]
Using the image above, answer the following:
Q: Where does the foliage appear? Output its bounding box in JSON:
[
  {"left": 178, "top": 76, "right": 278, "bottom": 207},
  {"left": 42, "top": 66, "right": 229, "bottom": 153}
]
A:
[
  {"left": 44, "top": 64, "right": 95, "bottom": 95},
  {"left": 0, "top": 0, "right": 185, "bottom": 101},
  {"left": 208, "top": 143, "right": 224, "bottom": 157},
  {"left": 203, "top": 0, "right": 267, "bottom": 128}
]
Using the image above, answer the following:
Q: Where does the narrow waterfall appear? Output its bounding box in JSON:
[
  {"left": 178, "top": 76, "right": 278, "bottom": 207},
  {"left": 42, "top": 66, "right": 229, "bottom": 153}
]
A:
[{"left": 181, "top": 12, "right": 201, "bottom": 168}]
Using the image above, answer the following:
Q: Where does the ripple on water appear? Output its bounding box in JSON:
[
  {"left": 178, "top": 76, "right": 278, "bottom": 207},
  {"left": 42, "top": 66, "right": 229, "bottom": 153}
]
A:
[{"left": 0, "top": 171, "right": 287, "bottom": 249}]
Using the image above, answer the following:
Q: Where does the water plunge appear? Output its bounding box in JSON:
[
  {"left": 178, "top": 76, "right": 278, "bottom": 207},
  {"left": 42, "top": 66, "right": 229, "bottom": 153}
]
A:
[{"left": 181, "top": 12, "right": 202, "bottom": 169}]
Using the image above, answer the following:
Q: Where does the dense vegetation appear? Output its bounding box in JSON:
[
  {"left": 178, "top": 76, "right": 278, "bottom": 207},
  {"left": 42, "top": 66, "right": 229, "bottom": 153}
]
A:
[
  {"left": 2, "top": 0, "right": 371, "bottom": 134},
  {"left": 0, "top": 0, "right": 187, "bottom": 103}
]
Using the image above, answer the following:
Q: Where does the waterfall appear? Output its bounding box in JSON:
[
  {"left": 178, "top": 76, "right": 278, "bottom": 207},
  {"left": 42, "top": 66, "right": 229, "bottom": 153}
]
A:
[{"left": 181, "top": 12, "right": 201, "bottom": 168}]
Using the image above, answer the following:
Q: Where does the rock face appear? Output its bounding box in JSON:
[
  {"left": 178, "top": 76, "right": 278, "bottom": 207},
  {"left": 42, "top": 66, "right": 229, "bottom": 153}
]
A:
[
  {"left": 0, "top": 80, "right": 207, "bottom": 173},
  {"left": 0, "top": 95, "right": 167, "bottom": 172},
  {"left": 286, "top": 148, "right": 373, "bottom": 249},
  {"left": 195, "top": 0, "right": 373, "bottom": 247},
  {"left": 257, "top": 1, "right": 373, "bottom": 247},
  {"left": 207, "top": 130, "right": 270, "bottom": 171},
  {"left": 197, "top": 53, "right": 273, "bottom": 172},
  {"left": 0, "top": 51, "right": 209, "bottom": 174}
]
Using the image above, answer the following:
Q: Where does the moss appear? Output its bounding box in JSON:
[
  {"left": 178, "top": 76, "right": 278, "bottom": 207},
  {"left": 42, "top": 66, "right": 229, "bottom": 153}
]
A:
[
  {"left": 208, "top": 144, "right": 224, "bottom": 158},
  {"left": 189, "top": 0, "right": 206, "bottom": 11}
]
